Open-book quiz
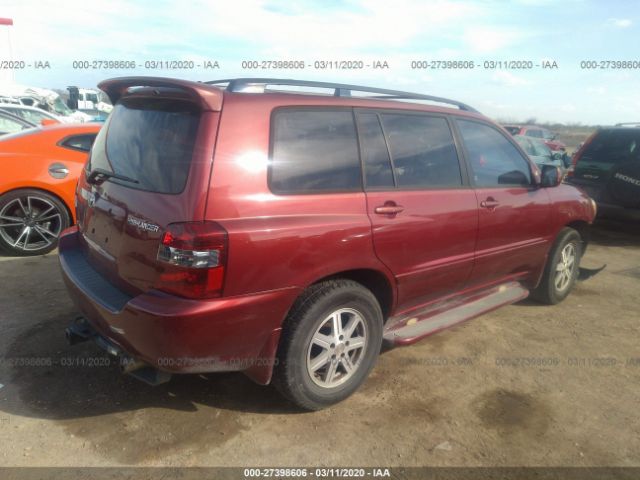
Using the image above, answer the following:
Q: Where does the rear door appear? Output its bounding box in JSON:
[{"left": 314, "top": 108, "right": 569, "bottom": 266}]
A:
[
  {"left": 455, "top": 119, "right": 551, "bottom": 287},
  {"left": 76, "top": 91, "right": 219, "bottom": 295},
  {"left": 358, "top": 110, "right": 478, "bottom": 311}
]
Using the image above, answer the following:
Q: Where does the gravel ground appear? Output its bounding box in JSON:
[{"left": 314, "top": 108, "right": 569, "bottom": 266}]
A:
[{"left": 0, "top": 219, "right": 638, "bottom": 469}]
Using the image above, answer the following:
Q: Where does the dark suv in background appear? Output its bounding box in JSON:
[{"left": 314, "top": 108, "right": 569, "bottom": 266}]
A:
[
  {"left": 59, "top": 77, "right": 596, "bottom": 410},
  {"left": 567, "top": 123, "right": 640, "bottom": 220}
]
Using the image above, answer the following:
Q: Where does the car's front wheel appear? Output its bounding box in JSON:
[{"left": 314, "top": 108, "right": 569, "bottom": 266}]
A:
[
  {"left": 0, "top": 189, "right": 70, "bottom": 256},
  {"left": 273, "top": 279, "right": 383, "bottom": 410},
  {"left": 531, "top": 227, "right": 582, "bottom": 305}
]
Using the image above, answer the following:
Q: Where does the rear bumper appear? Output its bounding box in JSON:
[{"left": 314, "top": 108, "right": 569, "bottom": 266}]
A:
[{"left": 58, "top": 227, "right": 300, "bottom": 381}]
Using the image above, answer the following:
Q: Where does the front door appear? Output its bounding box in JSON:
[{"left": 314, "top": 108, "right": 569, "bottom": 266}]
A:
[{"left": 455, "top": 119, "right": 552, "bottom": 287}]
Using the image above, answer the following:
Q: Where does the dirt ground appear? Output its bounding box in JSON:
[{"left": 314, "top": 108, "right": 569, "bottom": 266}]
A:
[{"left": 0, "top": 219, "right": 638, "bottom": 469}]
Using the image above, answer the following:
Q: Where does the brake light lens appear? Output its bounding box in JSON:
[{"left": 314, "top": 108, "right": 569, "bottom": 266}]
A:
[
  {"left": 155, "top": 222, "right": 228, "bottom": 299},
  {"left": 567, "top": 132, "right": 596, "bottom": 177}
]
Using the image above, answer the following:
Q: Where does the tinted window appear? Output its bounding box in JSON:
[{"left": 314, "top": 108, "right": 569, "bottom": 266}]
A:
[
  {"left": 270, "top": 110, "right": 361, "bottom": 193},
  {"left": 581, "top": 129, "right": 640, "bottom": 164},
  {"left": 458, "top": 120, "right": 532, "bottom": 187},
  {"left": 89, "top": 98, "right": 200, "bottom": 194},
  {"left": 525, "top": 129, "right": 542, "bottom": 138},
  {"left": 61, "top": 134, "right": 97, "bottom": 152},
  {"left": 357, "top": 113, "right": 394, "bottom": 188},
  {"left": 381, "top": 114, "right": 461, "bottom": 188}
]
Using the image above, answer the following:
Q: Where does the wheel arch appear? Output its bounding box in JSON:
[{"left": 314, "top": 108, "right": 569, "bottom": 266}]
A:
[
  {"left": 565, "top": 220, "right": 590, "bottom": 253},
  {"left": 308, "top": 268, "right": 395, "bottom": 322}
]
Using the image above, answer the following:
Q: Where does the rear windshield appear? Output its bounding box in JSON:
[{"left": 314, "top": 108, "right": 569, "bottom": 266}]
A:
[
  {"left": 88, "top": 97, "right": 200, "bottom": 194},
  {"left": 581, "top": 129, "right": 640, "bottom": 164}
]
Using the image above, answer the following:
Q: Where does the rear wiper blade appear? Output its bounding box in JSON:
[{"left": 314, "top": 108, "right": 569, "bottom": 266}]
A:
[{"left": 87, "top": 168, "right": 139, "bottom": 185}]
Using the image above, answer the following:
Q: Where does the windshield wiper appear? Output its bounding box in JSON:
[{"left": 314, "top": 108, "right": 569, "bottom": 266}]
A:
[{"left": 87, "top": 168, "right": 139, "bottom": 185}]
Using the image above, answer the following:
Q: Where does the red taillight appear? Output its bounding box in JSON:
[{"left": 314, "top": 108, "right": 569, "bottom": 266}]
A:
[
  {"left": 155, "top": 222, "right": 228, "bottom": 299},
  {"left": 567, "top": 131, "right": 596, "bottom": 177}
]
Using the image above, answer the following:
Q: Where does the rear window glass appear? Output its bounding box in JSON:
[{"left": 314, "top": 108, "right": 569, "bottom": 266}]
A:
[
  {"left": 270, "top": 109, "right": 361, "bottom": 194},
  {"left": 581, "top": 129, "right": 640, "bottom": 164},
  {"left": 89, "top": 98, "right": 200, "bottom": 194}
]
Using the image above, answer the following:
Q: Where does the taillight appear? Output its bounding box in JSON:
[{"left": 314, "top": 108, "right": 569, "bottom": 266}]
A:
[
  {"left": 567, "top": 131, "right": 596, "bottom": 177},
  {"left": 155, "top": 222, "right": 228, "bottom": 299}
]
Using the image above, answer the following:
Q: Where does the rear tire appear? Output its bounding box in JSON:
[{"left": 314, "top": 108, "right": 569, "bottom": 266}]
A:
[
  {"left": 273, "top": 279, "right": 383, "bottom": 410},
  {"left": 531, "top": 227, "right": 582, "bottom": 305},
  {"left": 0, "top": 189, "right": 70, "bottom": 256}
]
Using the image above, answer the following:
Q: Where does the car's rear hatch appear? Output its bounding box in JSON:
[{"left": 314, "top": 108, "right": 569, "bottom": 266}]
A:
[{"left": 75, "top": 77, "right": 223, "bottom": 297}]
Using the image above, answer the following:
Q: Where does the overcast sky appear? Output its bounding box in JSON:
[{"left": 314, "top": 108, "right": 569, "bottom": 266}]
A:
[{"left": 0, "top": 0, "right": 638, "bottom": 124}]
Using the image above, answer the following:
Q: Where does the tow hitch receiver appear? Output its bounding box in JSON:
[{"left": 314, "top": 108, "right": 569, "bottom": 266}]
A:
[
  {"left": 65, "top": 316, "right": 94, "bottom": 345},
  {"left": 64, "top": 316, "right": 172, "bottom": 386}
]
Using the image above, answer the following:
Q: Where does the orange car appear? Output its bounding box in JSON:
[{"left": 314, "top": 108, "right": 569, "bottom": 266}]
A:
[{"left": 0, "top": 123, "right": 101, "bottom": 255}]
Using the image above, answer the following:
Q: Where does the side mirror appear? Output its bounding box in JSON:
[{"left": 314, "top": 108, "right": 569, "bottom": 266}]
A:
[
  {"left": 552, "top": 151, "right": 564, "bottom": 161},
  {"left": 540, "top": 164, "right": 562, "bottom": 187},
  {"left": 41, "top": 118, "right": 58, "bottom": 126}
]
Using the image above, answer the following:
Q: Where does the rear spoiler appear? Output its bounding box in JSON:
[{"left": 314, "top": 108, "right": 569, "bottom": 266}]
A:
[{"left": 98, "top": 77, "right": 223, "bottom": 111}]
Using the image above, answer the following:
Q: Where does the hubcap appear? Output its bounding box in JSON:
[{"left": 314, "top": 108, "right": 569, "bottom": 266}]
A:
[
  {"left": 555, "top": 243, "right": 577, "bottom": 292},
  {"left": 306, "top": 308, "right": 367, "bottom": 388},
  {"left": 0, "top": 196, "right": 62, "bottom": 252}
]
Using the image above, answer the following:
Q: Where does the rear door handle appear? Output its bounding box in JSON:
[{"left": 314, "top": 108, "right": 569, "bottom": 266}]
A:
[
  {"left": 375, "top": 204, "right": 405, "bottom": 215},
  {"left": 480, "top": 197, "right": 500, "bottom": 209}
]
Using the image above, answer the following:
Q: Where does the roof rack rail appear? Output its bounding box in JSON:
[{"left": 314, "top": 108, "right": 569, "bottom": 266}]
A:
[
  {"left": 205, "top": 78, "right": 479, "bottom": 113},
  {"left": 614, "top": 122, "right": 640, "bottom": 127}
]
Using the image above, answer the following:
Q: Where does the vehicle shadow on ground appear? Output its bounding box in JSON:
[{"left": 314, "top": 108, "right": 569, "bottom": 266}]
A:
[{"left": 1, "top": 312, "right": 303, "bottom": 422}]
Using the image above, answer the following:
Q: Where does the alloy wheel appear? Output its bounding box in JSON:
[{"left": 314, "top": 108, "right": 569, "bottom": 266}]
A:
[
  {"left": 306, "top": 308, "right": 368, "bottom": 388},
  {"left": 554, "top": 243, "right": 577, "bottom": 292},
  {"left": 0, "top": 195, "right": 63, "bottom": 252}
]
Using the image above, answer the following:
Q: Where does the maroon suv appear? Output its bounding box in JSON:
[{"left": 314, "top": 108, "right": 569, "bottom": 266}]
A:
[{"left": 59, "top": 77, "right": 596, "bottom": 410}]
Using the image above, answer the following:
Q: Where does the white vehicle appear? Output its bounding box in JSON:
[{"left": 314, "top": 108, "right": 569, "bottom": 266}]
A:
[
  {"left": 0, "top": 83, "right": 92, "bottom": 123},
  {"left": 0, "top": 104, "right": 64, "bottom": 125},
  {"left": 67, "top": 86, "right": 113, "bottom": 114}
]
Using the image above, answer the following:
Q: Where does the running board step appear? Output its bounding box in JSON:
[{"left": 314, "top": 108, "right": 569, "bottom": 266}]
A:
[{"left": 383, "top": 282, "right": 529, "bottom": 346}]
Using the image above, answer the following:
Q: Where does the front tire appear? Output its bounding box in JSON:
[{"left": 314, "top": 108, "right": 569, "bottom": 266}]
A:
[
  {"left": 0, "top": 189, "right": 70, "bottom": 256},
  {"left": 273, "top": 279, "right": 383, "bottom": 410},
  {"left": 531, "top": 227, "right": 582, "bottom": 305}
]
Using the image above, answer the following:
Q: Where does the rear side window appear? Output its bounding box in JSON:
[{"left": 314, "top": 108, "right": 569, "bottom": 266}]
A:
[
  {"left": 381, "top": 114, "right": 462, "bottom": 188},
  {"left": 458, "top": 120, "right": 532, "bottom": 187},
  {"left": 357, "top": 113, "right": 394, "bottom": 188},
  {"left": 581, "top": 129, "right": 640, "bottom": 164},
  {"left": 60, "top": 134, "right": 96, "bottom": 152},
  {"left": 89, "top": 98, "right": 200, "bottom": 194},
  {"left": 270, "top": 109, "right": 361, "bottom": 194}
]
